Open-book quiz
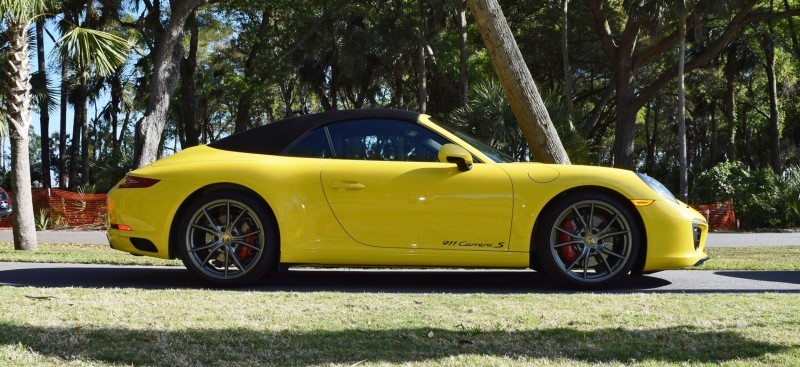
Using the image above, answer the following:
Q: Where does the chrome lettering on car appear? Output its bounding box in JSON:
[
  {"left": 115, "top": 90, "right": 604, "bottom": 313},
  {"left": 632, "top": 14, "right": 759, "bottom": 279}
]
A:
[{"left": 442, "top": 240, "right": 505, "bottom": 249}]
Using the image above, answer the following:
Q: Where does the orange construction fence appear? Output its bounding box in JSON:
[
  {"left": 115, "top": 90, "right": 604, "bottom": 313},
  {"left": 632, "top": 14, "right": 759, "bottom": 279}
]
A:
[
  {"left": 0, "top": 188, "right": 107, "bottom": 229},
  {"left": 690, "top": 199, "right": 739, "bottom": 231},
  {"left": 0, "top": 189, "right": 739, "bottom": 232}
]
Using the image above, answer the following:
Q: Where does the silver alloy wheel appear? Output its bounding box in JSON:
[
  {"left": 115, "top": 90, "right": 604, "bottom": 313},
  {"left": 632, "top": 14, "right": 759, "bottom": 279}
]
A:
[
  {"left": 184, "top": 199, "right": 266, "bottom": 280},
  {"left": 548, "top": 199, "right": 633, "bottom": 283}
]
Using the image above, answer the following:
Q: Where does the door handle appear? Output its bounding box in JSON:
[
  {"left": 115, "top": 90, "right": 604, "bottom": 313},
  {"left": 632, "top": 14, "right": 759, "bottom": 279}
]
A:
[{"left": 329, "top": 182, "right": 366, "bottom": 191}]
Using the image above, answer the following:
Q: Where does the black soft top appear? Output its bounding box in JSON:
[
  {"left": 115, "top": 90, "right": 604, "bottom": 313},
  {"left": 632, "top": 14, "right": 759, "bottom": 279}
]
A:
[{"left": 208, "top": 109, "right": 422, "bottom": 155}]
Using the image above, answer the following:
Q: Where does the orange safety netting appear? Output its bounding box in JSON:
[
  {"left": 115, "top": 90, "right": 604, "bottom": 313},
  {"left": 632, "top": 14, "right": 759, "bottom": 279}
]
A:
[
  {"left": 690, "top": 199, "right": 739, "bottom": 231},
  {"left": 0, "top": 188, "right": 107, "bottom": 229},
  {"left": 1, "top": 189, "right": 740, "bottom": 232}
]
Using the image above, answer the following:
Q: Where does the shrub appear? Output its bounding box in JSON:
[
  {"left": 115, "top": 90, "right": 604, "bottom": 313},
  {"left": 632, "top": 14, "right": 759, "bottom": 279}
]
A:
[{"left": 692, "top": 161, "right": 798, "bottom": 229}]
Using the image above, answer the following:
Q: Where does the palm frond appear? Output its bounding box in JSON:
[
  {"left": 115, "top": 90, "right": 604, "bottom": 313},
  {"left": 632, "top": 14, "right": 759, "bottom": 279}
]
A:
[
  {"left": 0, "top": 0, "right": 52, "bottom": 24},
  {"left": 29, "top": 69, "right": 60, "bottom": 114},
  {"left": 57, "top": 27, "right": 131, "bottom": 77}
]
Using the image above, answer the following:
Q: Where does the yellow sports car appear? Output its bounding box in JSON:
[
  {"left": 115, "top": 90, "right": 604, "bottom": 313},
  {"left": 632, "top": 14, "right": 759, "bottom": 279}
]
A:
[{"left": 107, "top": 109, "right": 708, "bottom": 288}]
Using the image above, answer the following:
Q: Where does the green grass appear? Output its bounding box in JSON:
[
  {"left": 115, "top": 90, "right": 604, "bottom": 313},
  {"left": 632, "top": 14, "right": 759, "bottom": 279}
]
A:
[
  {"left": 1, "top": 244, "right": 799, "bottom": 365},
  {"left": 704, "top": 247, "right": 800, "bottom": 270},
  {"left": 0, "top": 288, "right": 798, "bottom": 366},
  {"left": 0, "top": 243, "right": 181, "bottom": 266},
  {"left": 2, "top": 242, "right": 800, "bottom": 271}
]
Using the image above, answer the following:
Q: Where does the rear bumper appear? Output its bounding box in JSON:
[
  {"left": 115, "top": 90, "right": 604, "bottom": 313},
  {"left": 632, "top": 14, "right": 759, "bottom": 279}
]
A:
[{"left": 106, "top": 180, "right": 196, "bottom": 260}]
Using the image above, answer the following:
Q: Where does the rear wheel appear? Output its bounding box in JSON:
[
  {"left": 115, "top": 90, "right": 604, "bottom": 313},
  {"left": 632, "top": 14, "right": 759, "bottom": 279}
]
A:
[
  {"left": 176, "top": 190, "right": 277, "bottom": 286},
  {"left": 536, "top": 191, "right": 641, "bottom": 288}
]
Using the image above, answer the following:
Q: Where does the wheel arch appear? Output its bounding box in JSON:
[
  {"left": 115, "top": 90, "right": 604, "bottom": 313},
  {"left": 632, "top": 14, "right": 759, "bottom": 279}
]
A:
[
  {"left": 529, "top": 185, "right": 647, "bottom": 275},
  {"left": 168, "top": 183, "right": 281, "bottom": 261}
]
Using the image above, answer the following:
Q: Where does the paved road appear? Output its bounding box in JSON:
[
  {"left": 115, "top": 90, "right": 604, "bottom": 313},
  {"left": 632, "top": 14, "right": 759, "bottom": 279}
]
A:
[
  {"left": 0, "top": 262, "right": 797, "bottom": 293},
  {"left": 1, "top": 230, "right": 800, "bottom": 246},
  {"left": 0, "top": 230, "right": 107, "bottom": 244},
  {"left": 705, "top": 232, "right": 800, "bottom": 247}
]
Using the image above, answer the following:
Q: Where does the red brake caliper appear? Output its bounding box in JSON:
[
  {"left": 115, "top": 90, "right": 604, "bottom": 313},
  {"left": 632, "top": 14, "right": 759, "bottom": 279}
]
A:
[
  {"left": 558, "top": 218, "right": 579, "bottom": 264},
  {"left": 237, "top": 234, "right": 254, "bottom": 262}
]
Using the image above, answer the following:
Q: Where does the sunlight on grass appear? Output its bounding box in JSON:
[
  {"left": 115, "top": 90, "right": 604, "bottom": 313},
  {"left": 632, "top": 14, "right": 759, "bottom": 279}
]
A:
[
  {"left": 0, "top": 242, "right": 181, "bottom": 266},
  {"left": 703, "top": 247, "right": 800, "bottom": 270},
  {"left": 0, "top": 288, "right": 798, "bottom": 366}
]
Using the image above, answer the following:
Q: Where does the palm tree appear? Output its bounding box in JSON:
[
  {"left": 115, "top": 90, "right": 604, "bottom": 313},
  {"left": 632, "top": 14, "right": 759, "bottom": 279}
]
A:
[
  {"left": 1, "top": 0, "right": 129, "bottom": 251},
  {"left": 0, "top": 0, "right": 50, "bottom": 251}
]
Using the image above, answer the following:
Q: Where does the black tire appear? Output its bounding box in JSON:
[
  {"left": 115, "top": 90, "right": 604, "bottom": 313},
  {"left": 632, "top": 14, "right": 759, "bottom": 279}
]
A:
[
  {"left": 176, "top": 190, "right": 278, "bottom": 286},
  {"left": 535, "top": 191, "right": 641, "bottom": 289}
]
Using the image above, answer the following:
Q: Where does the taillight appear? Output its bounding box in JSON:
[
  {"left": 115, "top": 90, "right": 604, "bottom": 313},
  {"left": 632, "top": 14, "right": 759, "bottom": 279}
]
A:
[{"left": 118, "top": 175, "right": 160, "bottom": 188}]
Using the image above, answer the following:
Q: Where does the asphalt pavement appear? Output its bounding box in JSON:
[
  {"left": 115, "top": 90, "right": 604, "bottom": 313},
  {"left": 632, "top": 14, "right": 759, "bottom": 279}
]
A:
[
  {"left": 1, "top": 230, "right": 798, "bottom": 292},
  {"left": 1, "top": 230, "right": 800, "bottom": 247},
  {"left": 0, "top": 262, "right": 797, "bottom": 292}
]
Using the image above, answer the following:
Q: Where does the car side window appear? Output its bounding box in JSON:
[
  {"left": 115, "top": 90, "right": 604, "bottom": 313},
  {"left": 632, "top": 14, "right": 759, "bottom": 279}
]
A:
[
  {"left": 326, "top": 119, "right": 450, "bottom": 162},
  {"left": 283, "top": 128, "right": 332, "bottom": 158}
]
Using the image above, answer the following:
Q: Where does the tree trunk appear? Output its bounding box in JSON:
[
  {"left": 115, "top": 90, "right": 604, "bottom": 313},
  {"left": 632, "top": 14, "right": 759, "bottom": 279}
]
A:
[
  {"left": 761, "top": 19, "right": 781, "bottom": 173},
  {"left": 135, "top": 0, "right": 209, "bottom": 168},
  {"left": 179, "top": 10, "right": 200, "bottom": 145},
  {"left": 709, "top": 101, "right": 717, "bottom": 168},
  {"left": 646, "top": 98, "right": 660, "bottom": 172},
  {"left": 80, "top": 87, "right": 91, "bottom": 186},
  {"left": 457, "top": 0, "right": 469, "bottom": 106},
  {"left": 280, "top": 81, "right": 294, "bottom": 118},
  {"left": 467, "top": 0, "right": 570, "bottom": 164},
  {"left": 234, "top": 8, "right": 271, "bottom": 134},
  {"left": 69, "top": 73, "right": 86, "bottom": 189},
  {"left": 58, "top": 54, "right": 68, "bottom": 189},
  {"left": 36, "top": 20, "right": 51, "bottom": 188},
  {"left": 4, "top": 23, "right": 38, "bottom": 251},
  {"left": 677, "top": 7, "right": 688, "bottom": 202},
  {"left": 416, "top": 42, "right": 427, "bottom": 113},
  {"left": 392, "top": 58, "right": 405, "bottom": 108},
  {"left": 560, "top": 0, "right": 574, "bottom": 130},
  {"left": 724, "top": 46, "right": 737, "bottom": 162},
  {"left": 111, "top": 70, "right": 123, "bottom": 157}
]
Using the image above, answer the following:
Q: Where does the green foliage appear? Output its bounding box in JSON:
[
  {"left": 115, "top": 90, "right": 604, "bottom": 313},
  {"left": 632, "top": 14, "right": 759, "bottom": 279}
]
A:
[
  {"left": 0, "top": 0, "right": 51, "bottom": 24},
  {"left": 90, "top": 152, "right": 134, "bottom": 193},
  {"left": 34, "top": 209, "right": 50, "bottom": 230},
  {"left": 57, "top": 27, "right": 131, "bottom": 77},
  {"left": 692, "top": 161, "right": 800, "bottom": 229},
  {"left": 448, "top": 80, "right": 527, "bottom": 160}
]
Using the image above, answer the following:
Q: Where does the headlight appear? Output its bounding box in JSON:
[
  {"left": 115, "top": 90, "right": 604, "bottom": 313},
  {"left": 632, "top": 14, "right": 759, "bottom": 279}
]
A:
[{"left": 636, "top": 173, "right": 679, "bottom": 204}]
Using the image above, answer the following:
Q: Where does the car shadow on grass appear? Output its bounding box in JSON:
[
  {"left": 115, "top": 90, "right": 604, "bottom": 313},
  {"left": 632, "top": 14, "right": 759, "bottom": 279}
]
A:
[{"left": 0, "top": 322, "right": 789, "bottom": 366}]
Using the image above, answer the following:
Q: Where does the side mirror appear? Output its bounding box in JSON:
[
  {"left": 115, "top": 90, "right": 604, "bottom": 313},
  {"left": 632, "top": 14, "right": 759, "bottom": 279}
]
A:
[{"left": 438, "top": 143, "right": 473, "bottom": 171}]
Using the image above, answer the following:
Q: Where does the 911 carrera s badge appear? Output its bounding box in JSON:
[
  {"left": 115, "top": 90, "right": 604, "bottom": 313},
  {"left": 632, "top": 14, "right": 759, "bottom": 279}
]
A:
[{"left": 442, "top": 240, "right": 505, "bottom": 249}]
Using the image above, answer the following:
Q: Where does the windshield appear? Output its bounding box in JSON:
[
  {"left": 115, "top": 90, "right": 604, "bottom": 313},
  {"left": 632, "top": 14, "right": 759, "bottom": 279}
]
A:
[{"left": 429, "top": 118, "right": 517, "bottom": 163}]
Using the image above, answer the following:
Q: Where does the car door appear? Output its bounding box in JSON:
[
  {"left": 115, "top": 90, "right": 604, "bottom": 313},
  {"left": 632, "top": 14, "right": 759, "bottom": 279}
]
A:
[{"left": 317, "top": 118, "right": 513, "bottom": 251}]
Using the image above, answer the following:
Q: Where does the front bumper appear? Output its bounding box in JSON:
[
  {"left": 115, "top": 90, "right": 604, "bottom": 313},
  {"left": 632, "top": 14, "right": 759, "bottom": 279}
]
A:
[{"left": 638, "top": 200, "right": 709, "bottom": 272}]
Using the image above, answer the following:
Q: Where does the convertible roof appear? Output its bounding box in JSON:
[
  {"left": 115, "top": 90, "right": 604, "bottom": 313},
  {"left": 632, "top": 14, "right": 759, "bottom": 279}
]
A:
[{"left": 208, "top": 109, "right": 422, "bottom": 155}]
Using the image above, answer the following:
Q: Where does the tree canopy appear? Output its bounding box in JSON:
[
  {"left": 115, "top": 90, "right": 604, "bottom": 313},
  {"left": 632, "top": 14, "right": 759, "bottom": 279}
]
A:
[{"left": 3, "top": 0, "right": 800, "bottom": 223}]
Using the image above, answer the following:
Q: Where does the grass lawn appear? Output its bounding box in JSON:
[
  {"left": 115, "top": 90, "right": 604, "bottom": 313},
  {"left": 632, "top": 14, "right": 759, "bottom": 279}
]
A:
[
  {"left": 1, "top": 243, "right": 799, "bottom": 366},
  {"left": 0, "top": 288, "right": 798, "bottom": 366},
  {"left": 0, "top": 243, "right": 181, "bottom": 266}
]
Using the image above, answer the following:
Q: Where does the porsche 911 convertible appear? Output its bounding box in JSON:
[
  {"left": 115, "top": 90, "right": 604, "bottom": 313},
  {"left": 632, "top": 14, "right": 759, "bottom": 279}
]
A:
[{"left": 107, "top": 109, "right": 708, "bottom": 288}]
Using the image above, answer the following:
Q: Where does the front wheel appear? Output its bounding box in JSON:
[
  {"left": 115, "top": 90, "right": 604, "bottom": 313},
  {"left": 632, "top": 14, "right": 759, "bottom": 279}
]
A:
[
  {"left": 535, "top": 191, "right": 641, "bottom": 288},
  {"left": 176, "top": 190, "right": 277, "bottom": 286}
]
